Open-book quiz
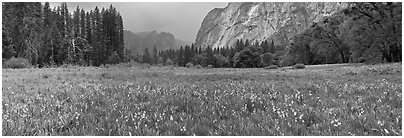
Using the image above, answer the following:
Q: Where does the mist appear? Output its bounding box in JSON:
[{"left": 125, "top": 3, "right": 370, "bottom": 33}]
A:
[{"left": 49, "top": 2, "right": 227, "bottom": 42}]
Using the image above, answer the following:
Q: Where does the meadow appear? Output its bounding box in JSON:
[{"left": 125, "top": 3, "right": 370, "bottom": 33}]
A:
[{"left": 2, "top": 62, "right": 402, "bottom": 136}]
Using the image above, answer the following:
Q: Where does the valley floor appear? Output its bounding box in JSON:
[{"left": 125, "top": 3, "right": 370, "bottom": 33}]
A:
[{"left": 2, "top": 63, "right": 402, "bottom": 136}]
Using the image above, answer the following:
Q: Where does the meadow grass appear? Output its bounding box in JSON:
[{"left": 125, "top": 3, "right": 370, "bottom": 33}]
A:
[{"left": 2, "top": 63, "right": 402, "bottom": 136}]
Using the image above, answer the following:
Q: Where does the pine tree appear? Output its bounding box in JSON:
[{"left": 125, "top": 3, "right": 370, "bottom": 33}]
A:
[
  {"left": 73, "top": 6, "right": 80, "bottom": 38},
  {"left": 92, "top": 6, "right": 102, "bottom": 66},
  {"left": 205, "top": 45, "right": 214, "bottom": 66},
  {"left": 190, "top": 43, "right": 196, "bottom": 59},
  {"left": 85, "top": 11, "right": 92, "bottom": 44},
  {"left": 178, "top": 46, "right": 185, "bottom": 66},
  {"left": 153, "top": 45, "right": 158, "bottom": 64},
  {"left": 269, "top": 40, "right": 276, "bottom": 54},
  {"left": 100, "top": 7, "right": 108, "bottom": 63},
  {"left": 21, "top": 3, "right": 43, "bottom": 65},
  {"left": 43, "top": 2, "right": 52, "bottom": 28},
  {"left": 117, "top": 13, "right": 124, "bottom": 60},
  {"left": 40, "top": 2, "right": 53, "bottom": 65},
  {"left": 49, "top": 22, "right": 62, "bottom": 65},
  {"left": 143, "top": 48, "right": 151, "bottom": 64},
  {"left": 80, "top": 9, "right": 86, "bottom": 38},
  {"left": 184, "top": 45, "right": 191, "bottom": 64},
  {"left": 260, "top": 40, "right": 269, "bottom": 53},
  {"left": 244, "top": 39, "right": 250, "bottom": 48},
  {"left": 60, "top": 2, "right": 74, "bottom": 64},
  {"left": 235, "top": 39, "right": 243, "bottom": 52}
]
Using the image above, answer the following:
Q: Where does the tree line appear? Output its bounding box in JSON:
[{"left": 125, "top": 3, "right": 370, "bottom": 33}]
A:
[
  {"left": 136, "top": 39, "right": 278, "bottom": 68},
  {"left": 2, "top": 2, "right": 124, "bottom": 67}
]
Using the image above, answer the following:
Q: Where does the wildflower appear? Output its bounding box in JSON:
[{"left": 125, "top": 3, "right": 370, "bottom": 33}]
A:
[
  {"left": 383, "top": 129, "right": 389, "bottom": 134},
  {"left": 331, "top": 119, "right": 341, "bottom": 127},
  {"left": 299, "top": 114, "right": 304, "bottom": 120},
  {"left": 181, "top": 126, "right": 187, "bottom": 131},
  {"left": 377, "top": 120, "right": 385, "bottom": 126}
]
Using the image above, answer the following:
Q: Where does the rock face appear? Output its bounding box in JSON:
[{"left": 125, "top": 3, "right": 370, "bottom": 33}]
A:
[
  {"left": 124, "top": 30, "right": 191, "bottom": 55},
  {"left": 195, "top": 2, "right": 348, "bottom": 49}
]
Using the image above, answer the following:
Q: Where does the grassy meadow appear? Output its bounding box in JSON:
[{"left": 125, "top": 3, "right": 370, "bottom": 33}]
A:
[{"left": 2, "top": 63, "right": 402, "bottom": 136}]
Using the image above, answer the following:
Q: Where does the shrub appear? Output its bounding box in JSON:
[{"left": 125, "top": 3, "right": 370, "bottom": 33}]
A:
[
  {"left": 344, "top": 71, "right": 357, "bottom": 76},
  {"left": 3, "top": 57, "right": 31, "bottom": 69},
  {"left": 129, "top": 61, "right": 140, "bottom": 67},
  {"left": 293, "top": 63, "right": 305, "bottom": 69},
  {"left": 107, "top": 51, "right": 120, "bottom": 64},
  {"left": 193, "top": 54, "right": 207, "bottom": 67},
  {"left": 139, "top": 63, "right": 151, "bottom": 69},
  {"left": 104, "top": 64, "right": 112, "bottom": 68},
  {"left": 358, "top": 57, "right": 366, "bottom": 63},
  {"left": 233, "top": 47, "right": 261, "bottom": 68},
  {"left": 195, "top": 65, "right": 203, "bottom": 68},
  {"left": 157, "top": 57, "right": 164, "bottom": 65},
  {"left": 214, "top": 54, "right": 229, "bottom": 67},
  {"left": 42, "top": 74, "right": 51, "bottom": 79},
  {"left": 186, "top": 63, "right": 194, "bottom": 68},
  {"left": 260, "top": 52, "right": 273, "bottom": 67},
  {"left": 206, "top": 65, "right": 213, "bottom": 69},
  {"left": 121, "top": 62, "right": 132, "bottom": 68},
  {"left": 100, "top": 72, "right": 110, "bottom": 78},
  {"left": 265, "top": 65, "right": 278, "bottom": 70},
  {"left": 280, "top": 55, "right": 295, "bottom": 67},
  {"left": 165, "top": 58, "right": 174, "bottom": 66}
]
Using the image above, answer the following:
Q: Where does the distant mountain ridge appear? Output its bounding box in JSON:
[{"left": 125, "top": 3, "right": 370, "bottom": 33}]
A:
[{"left": 124, "top": 30, "right": 191, "bottom": 55}]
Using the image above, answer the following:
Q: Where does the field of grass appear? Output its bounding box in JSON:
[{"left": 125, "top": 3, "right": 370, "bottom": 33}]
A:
[{"left": 2, "top": 63, "right": 402, "bottom": 136}]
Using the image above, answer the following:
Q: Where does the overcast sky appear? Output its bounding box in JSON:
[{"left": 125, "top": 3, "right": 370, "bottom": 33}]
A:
[{"left": 49, "top": 2, "right": 228, "bottom": 42}]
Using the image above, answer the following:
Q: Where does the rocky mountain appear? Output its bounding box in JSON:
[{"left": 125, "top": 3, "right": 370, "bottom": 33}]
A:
[
  {"left": 124, "top": 30, "right": 191, "bottom": 55},
  {"left": 195, "top": 2, "right": 349, "bottom": 49}
]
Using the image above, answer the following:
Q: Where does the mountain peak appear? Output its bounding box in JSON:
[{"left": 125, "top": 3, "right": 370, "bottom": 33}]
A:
[{"left": 124, "top": 30, "right": 191, "bottom": 55}]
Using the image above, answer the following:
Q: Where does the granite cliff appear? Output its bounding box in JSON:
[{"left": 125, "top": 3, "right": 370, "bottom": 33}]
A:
[{"left": 195, "top": 2, "right": 348, "bottom": 49}]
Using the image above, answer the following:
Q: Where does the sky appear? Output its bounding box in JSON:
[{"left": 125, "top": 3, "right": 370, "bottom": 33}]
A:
[{"left": 49, "top": 2, "right": 228, "bottom": 42}]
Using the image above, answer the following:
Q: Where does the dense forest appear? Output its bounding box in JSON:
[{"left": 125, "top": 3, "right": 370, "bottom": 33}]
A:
[
  {"left": 2, "top": 2, "right": 401, "bottom": 68},
  {"left": 2, "top": 2, "right": 124, "bottom": 67},
  {"left": 134, "top": 39, "right": 277, "bottom": 68},
  {"left": 140, "top": 2, "right": 401, "bottom": 68}
]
